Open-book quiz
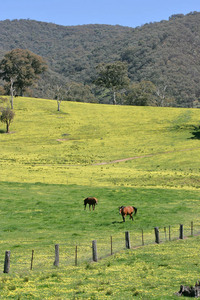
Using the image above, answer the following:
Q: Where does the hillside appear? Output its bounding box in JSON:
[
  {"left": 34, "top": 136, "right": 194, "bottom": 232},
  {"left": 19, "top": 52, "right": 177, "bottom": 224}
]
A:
[
  {"left": 1, "top": 97, "right": 200, "bottom": 189},
  {"left": 0, "top": 12, "right": 200, "bottom": 106}
]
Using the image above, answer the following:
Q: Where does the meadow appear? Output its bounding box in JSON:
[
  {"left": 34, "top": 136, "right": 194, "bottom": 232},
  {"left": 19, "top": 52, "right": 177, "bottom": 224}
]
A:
[{"left": 0, "top": 97, "right": 200, "bottom": 299}]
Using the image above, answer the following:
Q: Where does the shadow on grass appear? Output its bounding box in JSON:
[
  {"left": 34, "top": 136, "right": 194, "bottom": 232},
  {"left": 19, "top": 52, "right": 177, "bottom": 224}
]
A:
[
  {"left": 190, "top": 126, "right": 200, "bottom": 140},
  {"left": 112, "top": 221, "right": 124, "bottom": 224},
  {"left": 0, "top": 129, "right": 6, "bottom": 134}
]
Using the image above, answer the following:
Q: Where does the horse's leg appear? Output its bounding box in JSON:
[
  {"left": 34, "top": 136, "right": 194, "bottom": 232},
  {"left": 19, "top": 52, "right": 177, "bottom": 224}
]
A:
[
  {"left": 93, "top": 204, "right": 95, "bottom": 210},
  {"left": 122, "top": 215, "right": 125, "bottom": 222},
  {"left": 130, "top": 213, "right": 133, "bottom": 221},
  {"left": 89, "top": 204, "right": 91, "bottom": 211}
]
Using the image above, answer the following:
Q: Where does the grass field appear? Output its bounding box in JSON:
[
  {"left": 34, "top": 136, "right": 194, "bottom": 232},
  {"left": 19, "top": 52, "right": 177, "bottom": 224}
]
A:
[{"left": 0, "top": 97, "right": 200, "bottom": 299}]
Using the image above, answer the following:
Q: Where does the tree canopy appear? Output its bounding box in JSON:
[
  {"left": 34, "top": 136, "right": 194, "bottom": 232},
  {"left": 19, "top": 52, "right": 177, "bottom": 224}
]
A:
[
  {"left": 94, "top": 61, "right": 130, "bottom": 104},
  {"left": 0, "top": 48, "right": 47, "bottom": 98},
  {"left": 125, "top": 81, "right": 156, "bottom": 106}
]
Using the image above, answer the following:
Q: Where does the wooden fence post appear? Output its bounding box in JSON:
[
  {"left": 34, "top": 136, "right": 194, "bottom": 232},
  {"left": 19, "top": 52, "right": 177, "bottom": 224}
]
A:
[
  {"left": 92, "top": 240, "right": 98, "bottom": 262},
  {"left": 30, "top": 250, "right": 34, "bottom": 270},
  {"left": 179, "top": 224, "right": 184, "bottom": 239},
  {"left": 164, "top": 227, "right": 167, "bottom": 241},
  {"left": 154, "top": 227, "right": 160, "bottom": 244},
  {"left": 54, "top": 244, "right": 59, "bottom": 267},
  {"left": 75, "top": 245, "right": 78, "bottom": 266},
  {"left": 142, "top": 229, "right": 144, "bottom": 246},
  {"left": 191, "top": 221, "right": 193, "bottom": 236},
  {"left": 125, "top": 231, "right": 131, "bottom": 249},
  {"left": 4, "top": 250, "right": 10, "bottom": 273}
]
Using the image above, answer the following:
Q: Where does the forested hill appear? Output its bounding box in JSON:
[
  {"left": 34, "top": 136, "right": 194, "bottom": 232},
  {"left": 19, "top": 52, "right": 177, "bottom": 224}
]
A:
[{"left": 0, "top": 11, "right": 200, "bottom": 107}]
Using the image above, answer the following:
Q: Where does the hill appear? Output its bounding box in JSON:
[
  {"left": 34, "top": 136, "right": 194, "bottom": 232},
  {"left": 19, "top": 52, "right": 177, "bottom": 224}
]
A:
[{"left": 0, "top": 12, "right": 200, "bottom": 106}]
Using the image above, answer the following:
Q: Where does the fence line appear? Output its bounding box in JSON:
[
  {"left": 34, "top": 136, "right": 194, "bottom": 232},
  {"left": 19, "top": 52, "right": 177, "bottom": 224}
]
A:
[{"left": 2, "top": 220, "right": 200, "bottom": 273}]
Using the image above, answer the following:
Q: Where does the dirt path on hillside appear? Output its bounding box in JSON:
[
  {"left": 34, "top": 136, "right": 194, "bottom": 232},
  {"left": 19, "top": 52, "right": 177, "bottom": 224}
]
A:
[{"left": 92, "top": 147, "right": 200, "bottom": 166}]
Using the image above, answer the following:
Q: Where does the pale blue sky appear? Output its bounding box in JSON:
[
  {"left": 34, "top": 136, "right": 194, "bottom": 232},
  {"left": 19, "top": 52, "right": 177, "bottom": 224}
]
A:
[{"left": 1, "top": 0, "right": 200, "bottom": 28}]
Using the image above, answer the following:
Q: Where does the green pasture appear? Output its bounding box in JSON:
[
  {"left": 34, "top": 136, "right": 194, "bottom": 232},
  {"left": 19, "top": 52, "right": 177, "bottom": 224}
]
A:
[
  {"left": 0, "top": 182, "right": 200, "bottom": 299},
  {"left": 0, "top": 97, "right": 200, "bottom": 298}
]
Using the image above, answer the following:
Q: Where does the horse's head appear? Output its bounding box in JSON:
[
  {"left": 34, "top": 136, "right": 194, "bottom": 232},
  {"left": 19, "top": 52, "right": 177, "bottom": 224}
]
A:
[{"left": 119, "top": 206, "right": 124, "bottom": 214}]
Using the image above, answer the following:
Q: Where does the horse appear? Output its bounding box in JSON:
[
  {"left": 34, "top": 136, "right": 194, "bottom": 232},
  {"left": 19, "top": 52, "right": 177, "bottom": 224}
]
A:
[
  {"left": 119, "top": 206, "right": 137, "bottom": 222},
  {"left": 84, "top": 197, "right": 98, "bottom": 211}
]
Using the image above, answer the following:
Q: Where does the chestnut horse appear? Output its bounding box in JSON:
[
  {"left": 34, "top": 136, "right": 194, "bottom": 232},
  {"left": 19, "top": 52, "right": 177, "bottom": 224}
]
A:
[
  {"left": 84, "top": 197, "right": 98, "bottom": 211},
  {"left": 119, "top": 206, "right": 137, "bottom": 222}
]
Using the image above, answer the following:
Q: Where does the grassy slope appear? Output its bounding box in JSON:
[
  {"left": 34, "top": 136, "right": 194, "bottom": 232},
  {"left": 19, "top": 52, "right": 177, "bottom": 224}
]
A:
[
  {"left": 1, "top": 97, "right": 200, "bottom": 188},
  {"left": 0, "top": 97, "right": 200, "bottom": 299}
]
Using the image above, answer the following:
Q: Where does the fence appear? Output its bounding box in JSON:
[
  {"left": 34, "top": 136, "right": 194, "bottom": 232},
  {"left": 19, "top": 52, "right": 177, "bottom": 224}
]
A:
[{"left": 2, "top": 220, "right": 200, "bottom": 273}]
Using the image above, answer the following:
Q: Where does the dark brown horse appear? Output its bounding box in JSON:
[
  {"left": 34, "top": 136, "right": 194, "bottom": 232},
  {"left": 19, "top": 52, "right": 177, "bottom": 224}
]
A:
[
  {"left": 119, "top": 206, "right": 137, "bottom": 222},
  {"left": 84, "top": 197, "right": 98, "bottom": 211}
]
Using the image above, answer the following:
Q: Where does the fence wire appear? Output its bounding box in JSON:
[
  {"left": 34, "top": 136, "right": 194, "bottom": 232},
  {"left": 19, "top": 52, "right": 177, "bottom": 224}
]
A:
[{"left": 2, "top": 220, "right": 200, "bottom": 274}]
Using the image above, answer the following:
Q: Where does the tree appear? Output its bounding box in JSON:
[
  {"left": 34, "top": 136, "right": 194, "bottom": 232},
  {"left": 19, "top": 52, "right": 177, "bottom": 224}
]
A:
[
  {"left": 0, "top": 106, "right": 15, "bottom": 133},
  {"left": 54, "top": 85, "right": 66, "bottom": 112},
  {"left": 125, "top": 81, "right": 157, "bottom": 106},
  {"left": 155, "top": 85, "right": 168, "bottom": 107},
  {"left": 155, "top": 85, "right": 176, "bottom": 107},
  {"left": 0, "top": 48, "right": 47, "bottom": 108},
  {"left": 54, "top": 82, "right": 96, "bottom": 111},
  {"left": 94, "top": 61, "right": 130, "bottom": 104},
  {"left": 64, "top": 82, "right": 97, "bottom": 103}
]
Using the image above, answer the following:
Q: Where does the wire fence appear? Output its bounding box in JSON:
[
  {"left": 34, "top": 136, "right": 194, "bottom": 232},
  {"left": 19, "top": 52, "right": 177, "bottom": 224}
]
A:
[{"left": 2, "top": 220, "right": 200, "bottom": 274}]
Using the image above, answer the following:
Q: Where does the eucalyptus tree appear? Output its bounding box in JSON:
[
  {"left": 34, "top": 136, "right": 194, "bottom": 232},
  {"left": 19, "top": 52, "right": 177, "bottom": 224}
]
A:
[
  {"left": 0, "top": 48, "right": 47, "bottom": 108},
  {"left": 94, "top": 61, "right": 130, "bottom": 105}
]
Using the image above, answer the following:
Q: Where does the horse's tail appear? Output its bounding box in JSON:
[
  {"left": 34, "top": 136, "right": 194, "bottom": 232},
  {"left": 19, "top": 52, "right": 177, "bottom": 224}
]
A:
[{"left": 133, "top": 207, "right": 137, "bottom": 215}]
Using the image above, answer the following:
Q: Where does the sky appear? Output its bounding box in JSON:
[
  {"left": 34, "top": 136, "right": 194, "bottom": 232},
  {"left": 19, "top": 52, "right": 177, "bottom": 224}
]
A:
[{"left": 1, "top": 0, "right": 200, "bottom": 28}]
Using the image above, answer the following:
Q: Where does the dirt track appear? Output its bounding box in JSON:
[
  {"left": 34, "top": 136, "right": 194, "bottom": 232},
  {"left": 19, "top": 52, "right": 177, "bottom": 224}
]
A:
[{"left": 92, "top": 147, "right": 200, "bottom": 166}]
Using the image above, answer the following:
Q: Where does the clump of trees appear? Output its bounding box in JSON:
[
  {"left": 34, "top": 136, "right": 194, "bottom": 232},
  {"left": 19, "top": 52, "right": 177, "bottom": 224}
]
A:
[
  {"left": 0, "top": 47, "right": 175, "bottom": 108},
  {"left": 93, "top": 62, "right": 174, "bottom": 106}
]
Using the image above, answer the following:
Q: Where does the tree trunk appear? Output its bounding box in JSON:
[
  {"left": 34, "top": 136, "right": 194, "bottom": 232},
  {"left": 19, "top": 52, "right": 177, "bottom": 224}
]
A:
[
  {"left": 6, "top": 122, "right": 9, "bottom": 133},
  {"left": 10, "top": 79, "right": 14, "bottom": 109},
  {"left": 113, "top": 91, "right": 116, "bottom": 105}
]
